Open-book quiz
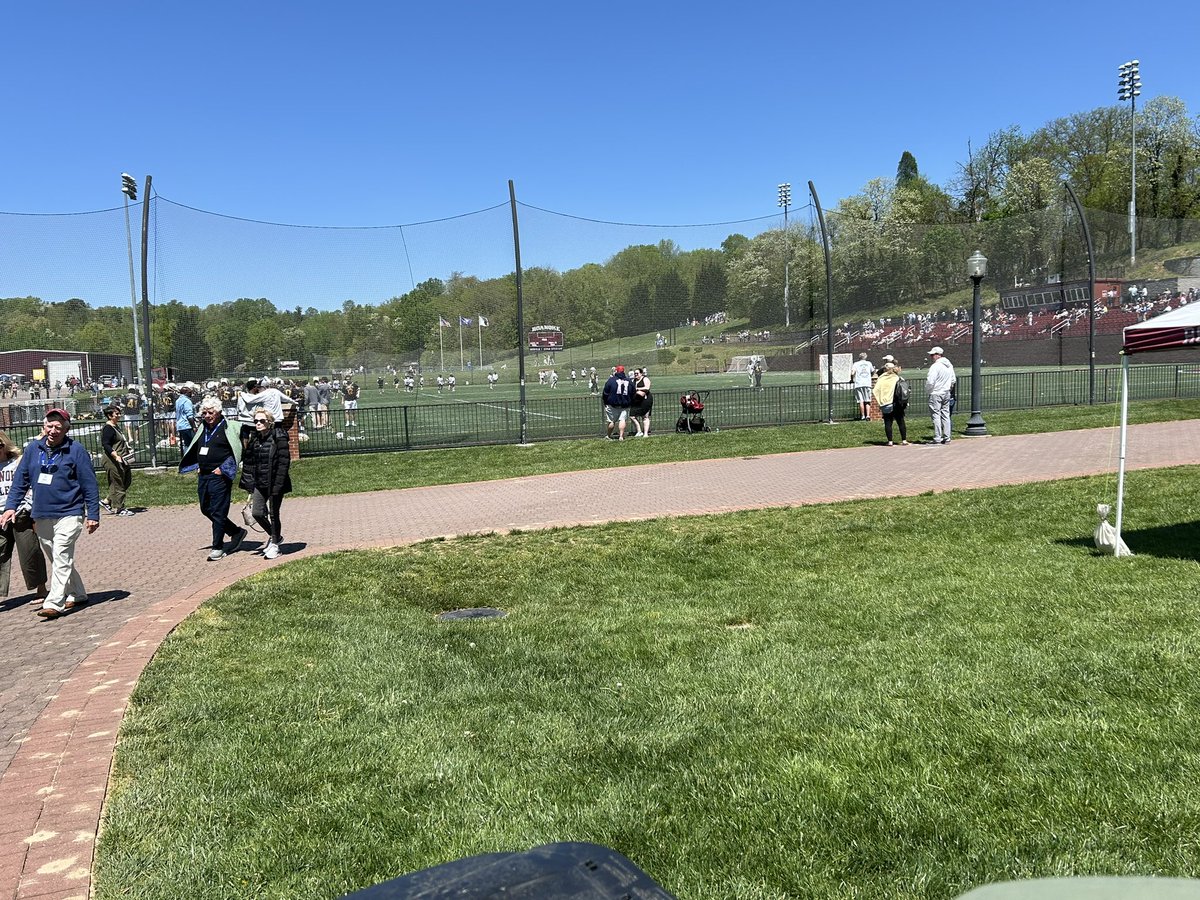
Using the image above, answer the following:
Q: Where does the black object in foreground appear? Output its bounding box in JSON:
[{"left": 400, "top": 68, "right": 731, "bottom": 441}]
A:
[{"left": 339, "top": 841, "right": 676, "bottom": 899}]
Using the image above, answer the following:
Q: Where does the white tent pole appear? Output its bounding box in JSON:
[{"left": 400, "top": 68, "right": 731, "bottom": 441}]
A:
[{"left": 1114, "top": 352, "right": 1131, "bottom": 557}]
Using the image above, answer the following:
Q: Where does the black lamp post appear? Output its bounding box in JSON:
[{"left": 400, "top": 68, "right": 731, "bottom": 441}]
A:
[{"left": 965, "top": 250, "right": 988, "bottom": 436}]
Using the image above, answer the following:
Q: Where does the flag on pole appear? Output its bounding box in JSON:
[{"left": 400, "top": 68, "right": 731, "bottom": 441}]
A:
[
  {"left": 478, "top": 315, "right": 489, "bottom": 327},
  {"left": 438, "top": 316, "right": 450, "bottom": 327},
  {"left": 459, "top": 316, "right": 473, "bottom": 326}
]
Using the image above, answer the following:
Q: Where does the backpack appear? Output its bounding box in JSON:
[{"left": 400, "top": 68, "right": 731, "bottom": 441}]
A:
[{"left": 895, "top": 377, "right": 910, "bottom": 408}]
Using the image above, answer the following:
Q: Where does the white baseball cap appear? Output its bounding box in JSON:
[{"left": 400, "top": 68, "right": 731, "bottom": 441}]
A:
[{"left": 928, "top": 347, "right": 944, "bottom": 356}]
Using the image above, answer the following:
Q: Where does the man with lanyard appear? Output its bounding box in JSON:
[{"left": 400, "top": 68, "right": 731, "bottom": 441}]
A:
[
  {"left": 0, "top": 409, "right": 100, "bottom": 618},
  {"left": 180, "top": 397, "right": 246, "bottom": 561}
]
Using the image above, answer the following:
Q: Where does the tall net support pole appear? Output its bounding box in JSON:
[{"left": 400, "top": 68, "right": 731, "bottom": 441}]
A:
[
  {"left": 809, "top": 181, "right": 834, "bottom": 423},
  {"left": 1063, "top": 181, "right": 1097, "bottom": 405},
  {"left": 140, "top": 177, "right": 158, "bottom": 469},
  {"left": 509, "top": 180, "right": 528, "bottom": 445}
]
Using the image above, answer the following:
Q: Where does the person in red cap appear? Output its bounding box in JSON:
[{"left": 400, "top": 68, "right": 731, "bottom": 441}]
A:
[
  {"left": 0, "top": 408, "right": 100, "bottom": 618},
  {"left": 601, "top": 365, "right": 633, "bottom": 440}
]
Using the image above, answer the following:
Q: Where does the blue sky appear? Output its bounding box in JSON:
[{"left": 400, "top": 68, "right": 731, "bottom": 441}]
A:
[{"left": 3, "top": 0, "right": 1196, "bottom": 310}]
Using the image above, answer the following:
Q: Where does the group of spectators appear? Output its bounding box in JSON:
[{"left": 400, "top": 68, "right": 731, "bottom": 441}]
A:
[
  {"left": 0, "top": 382, "right": 296, "bottom": 618},
  {"left": 850, "top": 347, "right": 958, "bottom": 447},
  {"left": 600, "top": 365, "right": 653, "bottom": 440}
]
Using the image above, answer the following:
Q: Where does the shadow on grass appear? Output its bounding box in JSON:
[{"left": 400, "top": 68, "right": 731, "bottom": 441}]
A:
[{"left": 1056, "top": 519, "right": 1200, "bottom": 561}]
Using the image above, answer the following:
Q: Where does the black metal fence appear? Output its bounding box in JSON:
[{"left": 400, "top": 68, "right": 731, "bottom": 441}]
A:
[{"left": 2, "top": 363, "right": 1197, "bottom": 467}]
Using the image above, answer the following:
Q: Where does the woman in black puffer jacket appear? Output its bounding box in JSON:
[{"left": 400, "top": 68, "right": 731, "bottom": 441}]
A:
[{"left": 243, "top": 409, "right": 292, "bottom": 559}]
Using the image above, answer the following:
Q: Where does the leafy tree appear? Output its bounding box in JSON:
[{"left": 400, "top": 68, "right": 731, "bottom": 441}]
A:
[
  {"left": 952, "top": 126, "right": 1025, "bottom": 222},
  {"left": 74, "top": 320, "right": 113, "bottom": 352},
  {"left": 721, "top": 233, "right": 751, "bottom": 259},
  {"left": 244, "top": 318, "right": 284, "bottom": 371},
  {"left": 897, "top": 151, "right": 919, "bottom": 185}
]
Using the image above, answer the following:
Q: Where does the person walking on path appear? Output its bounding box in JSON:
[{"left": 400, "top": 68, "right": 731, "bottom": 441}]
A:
[
  {"left": 0, "top": 409, "right": 99, "bottom": 618},
  {"left": 180, "top": 396, "right": 247, "bottom": 562},
  {"left": 926, "top": 346, "right": 956, "bottom": 444},
  {"left": 0, "top": 430, "right": 48, "bottom": 605},
  {"left": 872, "top": 362, "right": 909, "bottom": 446},
  {"left": 99, "top": 405, "right": 135, "bottom": 516},
  {"left": 242, "top": 409, "right": 292, "bottom": 560},
  {"left": 602, "top": 365, "right": 634, "bottom": 441}
]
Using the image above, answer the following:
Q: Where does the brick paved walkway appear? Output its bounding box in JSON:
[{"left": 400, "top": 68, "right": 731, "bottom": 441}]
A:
[{"left": 2, "top": 421, "right": 1198, "bottom": 899}]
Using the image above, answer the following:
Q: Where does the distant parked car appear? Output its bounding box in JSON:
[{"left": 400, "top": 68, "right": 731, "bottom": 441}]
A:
[{"left": 100, "top": 375, "right": 119, "bottom": 387}]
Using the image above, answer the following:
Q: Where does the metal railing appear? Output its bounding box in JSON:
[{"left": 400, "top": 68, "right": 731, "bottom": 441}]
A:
[{"left": 1, "top": 363, "right": 1197, "bottom": 466}]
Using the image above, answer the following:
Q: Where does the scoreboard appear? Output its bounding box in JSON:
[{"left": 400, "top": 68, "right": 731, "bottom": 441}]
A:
[{"left": 528, "top": 325, "right": 564, "bottom": 351}]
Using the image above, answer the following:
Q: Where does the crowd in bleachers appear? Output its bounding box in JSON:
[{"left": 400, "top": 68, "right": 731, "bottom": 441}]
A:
[{"left": 833, "top": 287, "right": 1198, "bottom": 353}]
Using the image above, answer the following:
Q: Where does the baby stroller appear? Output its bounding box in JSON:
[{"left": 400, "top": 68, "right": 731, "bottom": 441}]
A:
[{"left": 676, "top": 390, "right": 708, "bottom": 433}]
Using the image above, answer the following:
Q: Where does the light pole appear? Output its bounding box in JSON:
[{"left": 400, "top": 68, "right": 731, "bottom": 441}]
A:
[
  {"left": 121, "top": 174, "right": 145, "bottom": 385},
  {"left": 1118, "top": 60, "right": 1141, "bottom": 268},
  {"left": 778, "top": 183, "right": 791, "bottom": 328},
  {"left": 965, "top": 250, "right": 988, "bottom": 436}
]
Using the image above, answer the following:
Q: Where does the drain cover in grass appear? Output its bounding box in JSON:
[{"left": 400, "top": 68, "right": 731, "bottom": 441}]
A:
[{"left": 437, "top": 607, "right": 508, "bottom": 621}]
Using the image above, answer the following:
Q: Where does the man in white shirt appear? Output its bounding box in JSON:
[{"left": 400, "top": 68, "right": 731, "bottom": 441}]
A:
[
  {"left": 925, "top": 347, "right": 956, "bottom": 444},
  {"left": 239, "top": 378, "right": 289, "bottom": 430},
  {"left": 850, "top": 352, "right": 874, "bottom": 421}
]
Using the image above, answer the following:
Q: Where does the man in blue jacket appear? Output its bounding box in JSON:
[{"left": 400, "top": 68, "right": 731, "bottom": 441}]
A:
[
  {"left": 0, "top": 408, "right": 100, "bottom": 619},
  {"left": 602, "top": 365, "right": 634, "bottom": 441}
]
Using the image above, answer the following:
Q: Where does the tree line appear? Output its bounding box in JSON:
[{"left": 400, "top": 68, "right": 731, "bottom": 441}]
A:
[{"left": 3, "top": 97, "right": 1196, "bottom": 379}]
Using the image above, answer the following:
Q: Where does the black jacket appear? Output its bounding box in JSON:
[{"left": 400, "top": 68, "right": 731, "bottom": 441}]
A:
[{"left": 244, "top": 426, "right": 292, "bottom": 497}]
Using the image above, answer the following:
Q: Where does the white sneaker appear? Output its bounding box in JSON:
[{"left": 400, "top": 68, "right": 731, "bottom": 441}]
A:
[{"left": 263, "top": 542, "right": 280, "bottom": 559}]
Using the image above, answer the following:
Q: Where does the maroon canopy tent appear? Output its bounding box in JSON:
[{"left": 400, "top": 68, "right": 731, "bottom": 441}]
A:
[
  {"left": 1122, "top": 303, "right": 1200, "bottom": 355},
  {"left": 1112, "top": 303, "right": 1200, "bottom": 554}
]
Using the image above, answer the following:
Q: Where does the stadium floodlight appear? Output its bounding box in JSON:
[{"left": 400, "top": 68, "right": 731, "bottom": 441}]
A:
[
  {"left": 120, "top": 173, "right": 145, "bottom": 385},
  {"left": 1117, "top": 60, "right": 1141, "bottom": 266},
  {"left": 965, "top": 250, "right": 988, "bottom": 437},
  {"left": 778, "top": 183, "right": 791, "bottom": 327}
]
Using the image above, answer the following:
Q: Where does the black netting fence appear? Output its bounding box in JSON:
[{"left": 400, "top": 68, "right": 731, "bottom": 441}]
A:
[{"left": 2, "top": 184, "right": 1198, "bottom": 463}]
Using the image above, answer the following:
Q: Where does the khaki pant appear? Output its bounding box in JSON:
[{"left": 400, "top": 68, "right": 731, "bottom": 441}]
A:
[
  {"left": 103, "top": 454, "right": 132, "bottom": 512},
  {"left": 37, "top": 516, "right": 86, "bottom": 613}
]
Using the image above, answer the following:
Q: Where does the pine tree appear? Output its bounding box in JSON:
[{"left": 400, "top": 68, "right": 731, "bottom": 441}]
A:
[
  {"left": 897, "top": 151, "right": 919, "bottom": 186},
  {"left": 170, "top": 308, "right": 214, "bottom": 380},
  {"left": 653, "top": 270, "right": 690, "bottom": 328},
  {"left": 692, "top": 260, "right": 728, "bottom": 319}
]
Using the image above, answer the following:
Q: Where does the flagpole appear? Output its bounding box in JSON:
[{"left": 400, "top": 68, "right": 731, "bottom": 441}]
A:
[
  {"left": 439, "top": 321, "right": 444, "bottom": 372},
  {"left": 458, "top": 319, "right": 465, "bottom": 371},
  {"left": 478, "top": 317, "right": 484, "bottom": 369}
]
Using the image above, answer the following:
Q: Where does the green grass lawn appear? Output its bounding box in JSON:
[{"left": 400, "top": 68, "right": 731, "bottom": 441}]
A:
[
  {"left": 96, "top": 467, "right": 1200, "bottom": 900},
  {"left": 125, "top": 397, "right": 1200, "bottom": 510}
]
